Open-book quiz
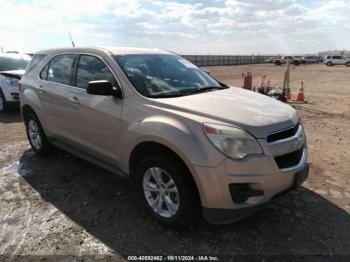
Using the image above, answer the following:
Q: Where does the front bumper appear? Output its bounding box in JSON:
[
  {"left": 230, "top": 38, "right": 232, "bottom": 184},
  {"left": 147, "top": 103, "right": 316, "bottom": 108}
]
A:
[
  {"left": 202, "top": 163, "right": 309, "bottom": 224},
  {"left": 191, "top": 124, "right": 308, "bottom": 224}
]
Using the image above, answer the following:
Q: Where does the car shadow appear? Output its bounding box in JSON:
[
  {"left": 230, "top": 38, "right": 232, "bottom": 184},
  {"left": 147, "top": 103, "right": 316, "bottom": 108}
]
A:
[
  {"left": 0, "top": 108, "right": 22, "bottom": 123},
  {"left": 19, "top": 149, "right": 350, "bottom": 257}
]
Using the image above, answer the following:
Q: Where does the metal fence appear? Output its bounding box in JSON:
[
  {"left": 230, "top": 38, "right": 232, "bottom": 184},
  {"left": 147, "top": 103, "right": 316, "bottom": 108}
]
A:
[{"left": 181, "top": 55, "right": 272, "bottom": 67}]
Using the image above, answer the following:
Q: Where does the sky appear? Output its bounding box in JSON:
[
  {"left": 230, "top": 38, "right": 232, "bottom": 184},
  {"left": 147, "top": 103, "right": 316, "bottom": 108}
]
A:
[{"left": 0, "top": 0, "right": 349, "bottom": 54}]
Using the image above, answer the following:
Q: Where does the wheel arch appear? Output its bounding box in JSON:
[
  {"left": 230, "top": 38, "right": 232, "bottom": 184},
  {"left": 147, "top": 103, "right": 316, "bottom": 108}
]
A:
[
  {"left": 21, "top": 104, "right": 39, "bottom": 122},
  {"left": 128, "top": 141, "right": 202, "bottom": 206}
]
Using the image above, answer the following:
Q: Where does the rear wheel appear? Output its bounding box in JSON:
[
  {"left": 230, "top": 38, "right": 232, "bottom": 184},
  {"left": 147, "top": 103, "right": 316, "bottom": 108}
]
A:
[
  {"left": 135, "top": 155, "right": 199, "bottom": 227},
  {"left": 24, "top": 112, "right": 52, "bottom": 156},
  {"left": 346, "top": 62, "right": 350, "bottom": 67},
  {"left": 274, "top": 61, "right": 281, "bottom": 65},
  {"left": 0, "top": 90, "right": 7, "bottom": 113}
]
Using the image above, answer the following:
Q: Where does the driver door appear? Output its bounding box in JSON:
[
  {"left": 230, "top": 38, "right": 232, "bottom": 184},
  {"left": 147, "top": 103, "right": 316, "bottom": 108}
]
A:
[{"left": 67, "top": 54, "right": 123, "bottom": 165}]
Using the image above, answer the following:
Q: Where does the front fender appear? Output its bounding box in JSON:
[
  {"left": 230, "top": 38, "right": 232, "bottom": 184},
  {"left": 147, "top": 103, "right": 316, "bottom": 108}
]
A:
[{"left": 120, "top": 115, "right": 226, "bottom": 173}]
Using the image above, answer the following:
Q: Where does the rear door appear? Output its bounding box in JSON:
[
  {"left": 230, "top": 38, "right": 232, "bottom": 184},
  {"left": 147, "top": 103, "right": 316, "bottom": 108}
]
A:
[
  {"left": 332, "top": 56, "right": 342, "bottom": 65},
  {"left": 66, "top": 54, "right": 123, "bottom": 165},
  {"left": 39, "top": 54, "right": 78, "bottom": 142},
  {"left": 340, "top": 56, "right": 348, "bottom": 64}
]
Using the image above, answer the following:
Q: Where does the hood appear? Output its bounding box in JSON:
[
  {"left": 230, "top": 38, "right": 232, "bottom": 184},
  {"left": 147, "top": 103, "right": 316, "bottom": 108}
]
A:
[
  {"left": 0, "top": 70, "right": 25, "bottom": 79},
  {"left": 153, "top": 87, "right": 298, "bottom": 138}
]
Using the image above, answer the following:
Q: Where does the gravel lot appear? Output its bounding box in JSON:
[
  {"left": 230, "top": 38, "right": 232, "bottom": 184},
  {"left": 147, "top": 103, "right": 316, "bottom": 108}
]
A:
[{"left": 0, "top": 64, "right": 349, "bottom": 261}]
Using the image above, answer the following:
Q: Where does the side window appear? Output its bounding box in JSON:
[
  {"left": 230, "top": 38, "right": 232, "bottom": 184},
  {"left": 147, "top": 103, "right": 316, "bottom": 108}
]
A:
[
  {"left": 47, "top": 54, "right": 77, "bottom": 85},
  {"left": 333, "top": 56, "right": 341, "bottom": 59},
  {"left": 76, "top": 55, "right": 116, "bottom": 89},
  {"left": 40, "top": 63, "right": 49, "bottom": 80}
]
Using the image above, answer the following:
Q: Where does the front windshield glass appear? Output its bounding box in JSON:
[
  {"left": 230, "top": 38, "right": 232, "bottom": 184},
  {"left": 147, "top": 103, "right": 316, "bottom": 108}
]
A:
[
  {"left": 0, "top": 55, "right": 31, "bottom": 71},
  {"left": 114, "top": 54, "right": 223, "bottom": 98}
]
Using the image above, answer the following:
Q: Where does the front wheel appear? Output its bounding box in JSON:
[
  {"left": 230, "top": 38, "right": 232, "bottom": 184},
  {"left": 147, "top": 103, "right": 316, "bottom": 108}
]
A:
[
  {"left": 326, "top": 62, "right": 333, "bottom": 66},
  {"left": 0, "top": 90, "right": 7, "bottom": 113},
  {"left": 24, "top": 113, "right": 52, "bottom": 156},
  {"left": 346, "top": 62, "right": 350, "bottom": 67},
  {"left": 136, "top": 156, "right": 199, "bottom": 227}
]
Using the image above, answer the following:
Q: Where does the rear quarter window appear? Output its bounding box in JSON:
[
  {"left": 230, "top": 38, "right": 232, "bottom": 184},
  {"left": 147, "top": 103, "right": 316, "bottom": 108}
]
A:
[{"left": 25, "top": 54, "right": 47, "bottom": 74}]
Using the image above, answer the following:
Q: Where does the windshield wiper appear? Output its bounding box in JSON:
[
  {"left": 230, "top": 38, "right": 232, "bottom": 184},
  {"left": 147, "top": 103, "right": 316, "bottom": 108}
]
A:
[
  {"left": 148, "top": 92, "right": 186, "bottom": 98},
  {"left": 188, "top": 86, "right": 223, "bottom": 94},
  {"left": 148, "top": 86, "right": 226, "bottom": 98}
]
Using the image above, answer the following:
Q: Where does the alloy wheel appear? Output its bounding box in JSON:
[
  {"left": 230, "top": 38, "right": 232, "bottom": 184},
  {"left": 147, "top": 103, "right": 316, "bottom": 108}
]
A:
[
  {"left": 143, "top": 167, "right": 180, "bottom": 218},
  {"left": 28, "top": 119, "right": 42, "bottom": 150}
]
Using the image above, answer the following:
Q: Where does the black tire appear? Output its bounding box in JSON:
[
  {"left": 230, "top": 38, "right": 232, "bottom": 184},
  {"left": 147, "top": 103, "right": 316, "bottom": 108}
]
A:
[
  {"left": 346, "top": 62, "right": 350, "bottom": 67},
  {"left": 274, "top": 61, "right": 281, "bottom": 65},
  {"left": 0, "top": 89, "right": 7, "bottom": 113},
  {"left": 135, "top": 155, "right": 199, "bottom": 227},
  {"left": 293, "top": 61, "right": 300, "bottom": 66},
  {"left": 24, "top": 112, "right": 52, "bottom": 157},
  {"left": 326, "top": 62, "right": 333, "bottom": 66}
]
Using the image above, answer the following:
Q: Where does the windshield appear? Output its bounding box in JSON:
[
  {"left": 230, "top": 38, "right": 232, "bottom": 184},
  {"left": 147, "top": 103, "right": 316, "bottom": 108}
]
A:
[
  {"left": 0, "top": 55, "right": 31, "bottom": 71},
  {"left": 114, "top": 54, "right": 223, "bottom": 98}
]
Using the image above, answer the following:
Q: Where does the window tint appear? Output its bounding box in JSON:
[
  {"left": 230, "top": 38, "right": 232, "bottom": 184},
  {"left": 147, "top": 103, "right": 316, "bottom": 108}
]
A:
[
  {"left": 333, "top": 56, "right": 341, "bottom": 59},
  {"left": 40, "top": 63, "right": 49, "bottom": 80},
  {"left": 47, "top": 54, "right": 77, "bottom": 85},
  {"left": 76, "top": 55, "right": 116, "bottom": 89},
  {"left": 25, "top": 54, "right": 46, "bottom": 74}
]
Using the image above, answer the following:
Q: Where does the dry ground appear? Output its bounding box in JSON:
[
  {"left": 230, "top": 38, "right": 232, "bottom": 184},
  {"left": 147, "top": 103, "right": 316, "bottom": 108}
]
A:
[{"left": 0, "top": 64, "right": 349, "bottom": 261}]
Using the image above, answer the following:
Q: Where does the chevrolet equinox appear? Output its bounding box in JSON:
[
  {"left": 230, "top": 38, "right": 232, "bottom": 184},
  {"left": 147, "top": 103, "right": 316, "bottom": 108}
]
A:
[{"left": 20, "top": 47, "right": 309, "bottom": 226}]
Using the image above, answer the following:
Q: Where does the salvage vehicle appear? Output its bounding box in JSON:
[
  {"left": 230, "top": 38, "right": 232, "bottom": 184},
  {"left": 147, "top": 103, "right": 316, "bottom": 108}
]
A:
[
  {"left": 302, "top": 56, "right": 319, "bottom": 64},
  {"left": 323, "top": 55, "right": 350, "bottom": 66},
  {"left": 19, "top": 47, "right": 309, "bottom": 226},
  {"left": 273, "top": 56, "right": 301, "bottom": 66},
  {"left": 0, "top": 53, "right": 31, "bottom": 112}
]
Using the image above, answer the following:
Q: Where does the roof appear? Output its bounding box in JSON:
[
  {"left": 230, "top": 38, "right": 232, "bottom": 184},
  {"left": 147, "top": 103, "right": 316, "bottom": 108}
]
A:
[{"left": 35, "top": 46, "right": 171, "bottom": 56}]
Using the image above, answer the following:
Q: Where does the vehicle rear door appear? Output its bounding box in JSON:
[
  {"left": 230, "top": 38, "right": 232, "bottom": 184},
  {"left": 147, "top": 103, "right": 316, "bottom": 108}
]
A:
[
  {"left": 39, "top": 54, "right": 79, "bottom": 142},
  {"left": 332, "top": 56, "right": 342, "bottom": 65},
  {"left": 66, "top": 54, "right": 123, "bottom": 165},
  {"left": 340, "top": 56, "right": 348, "bottom": 64}
]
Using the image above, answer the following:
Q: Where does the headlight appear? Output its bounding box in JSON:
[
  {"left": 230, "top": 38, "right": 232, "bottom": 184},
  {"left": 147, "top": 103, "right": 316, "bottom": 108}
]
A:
[
  {"left": 5, "top": 77, "right": 18, "bottom": 86},
  {"left": 204, "top": 123, "right": 263, "bottom": 159}
]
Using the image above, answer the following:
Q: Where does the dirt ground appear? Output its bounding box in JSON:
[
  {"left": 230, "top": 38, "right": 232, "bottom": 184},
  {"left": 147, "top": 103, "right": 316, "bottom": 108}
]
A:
[{"left": 0, "top": 64, "right": 349, "bottom": 261}]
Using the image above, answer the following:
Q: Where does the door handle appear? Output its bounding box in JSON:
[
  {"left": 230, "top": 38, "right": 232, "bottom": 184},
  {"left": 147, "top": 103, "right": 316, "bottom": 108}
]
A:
[{"left": 69, "top": 96, "right": 80, "bottom": 104}]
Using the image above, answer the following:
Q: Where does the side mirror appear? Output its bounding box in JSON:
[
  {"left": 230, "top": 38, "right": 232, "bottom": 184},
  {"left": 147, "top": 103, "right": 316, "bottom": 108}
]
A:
[{"left": 87, "top": 80, "right": 122, "bottom": 98}]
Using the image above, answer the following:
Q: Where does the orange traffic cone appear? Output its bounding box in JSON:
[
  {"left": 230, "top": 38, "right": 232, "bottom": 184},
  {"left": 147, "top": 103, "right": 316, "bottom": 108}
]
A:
[{"left": 296, "top": 81, "right": 304, "bottom": 102}]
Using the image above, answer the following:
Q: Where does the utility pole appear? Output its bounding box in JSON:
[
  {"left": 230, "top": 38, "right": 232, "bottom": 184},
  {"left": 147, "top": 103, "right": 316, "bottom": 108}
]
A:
[
  {"left": 68, "top": 32, "right": 75, "bottom": 47},
  {"left": 1, "top": 47, "right": 3, "bottom": 53}
]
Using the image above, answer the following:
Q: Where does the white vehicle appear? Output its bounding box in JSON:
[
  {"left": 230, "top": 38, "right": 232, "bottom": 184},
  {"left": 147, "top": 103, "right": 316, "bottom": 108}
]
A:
[
  {"left": 0, "top": 53, "right": 32, "bottom": 112},
  {"left": 273, "top": 56, "right": 301, "bottom": 66},
  {"left": 324, "top": 55, "right": 350, "bottom": 66}
]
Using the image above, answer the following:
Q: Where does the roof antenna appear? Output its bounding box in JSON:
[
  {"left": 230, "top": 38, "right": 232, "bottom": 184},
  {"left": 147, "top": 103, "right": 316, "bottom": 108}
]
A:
[{"left": 68, "top": 32, "right": 75, "bottom": 47}]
